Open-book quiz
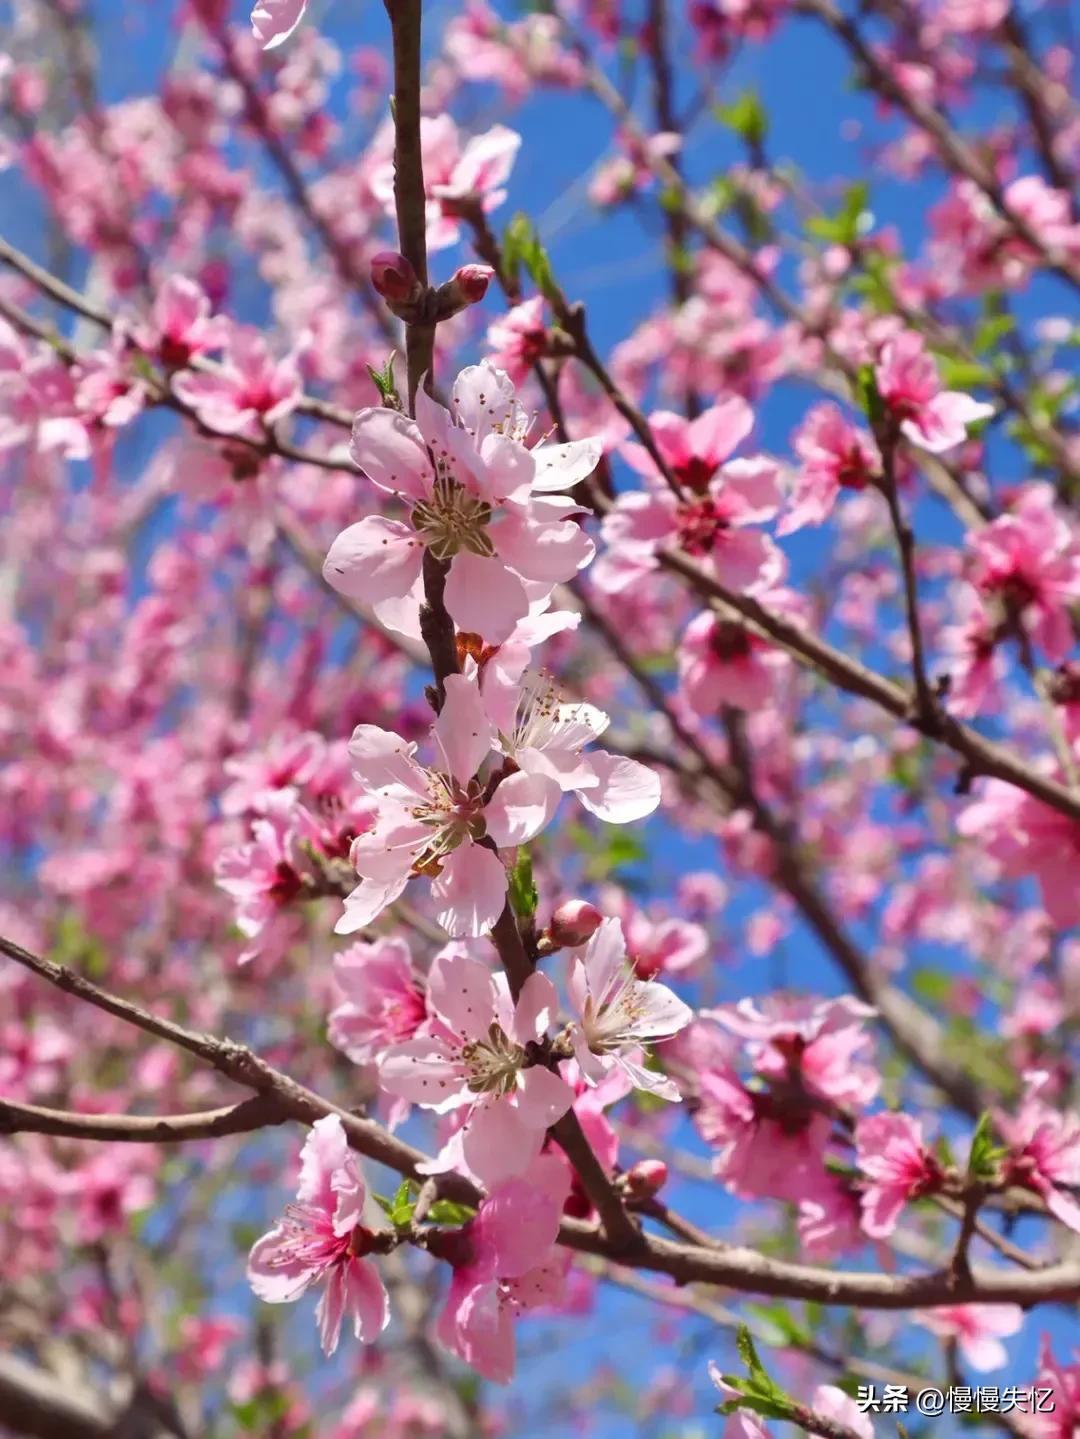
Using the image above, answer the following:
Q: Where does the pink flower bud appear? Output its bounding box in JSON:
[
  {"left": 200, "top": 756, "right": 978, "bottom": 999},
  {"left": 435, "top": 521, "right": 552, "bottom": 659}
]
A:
[
  {"left": 370, "top": 251, "right": 420, "bottom": 305},
  {"left": 433, "top": 265, "right": 496, "bottom": 321},
  {"left": 623, "top": 1159, "right": 668, "bottom": 1199},
  {"left": 548, "top": 900, "right": 603, "bottom": 948},
  {"left": 453, "top": 263, "right": 494, "bottom": 303}
]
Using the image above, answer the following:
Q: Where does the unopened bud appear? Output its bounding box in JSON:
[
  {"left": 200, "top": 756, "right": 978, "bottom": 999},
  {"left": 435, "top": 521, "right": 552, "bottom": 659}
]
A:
[
  {"left": 547, "top": 900, "right": 603, "bottom": 949},
  {"left": 370, "top": 251, "right": 422, "bottom": 306},
  {"left": 622, "top": 1159, "right": 668, "bottom": 1200},
  {"left": 434, "top": 264, "right": 495, "bottom": 320}
]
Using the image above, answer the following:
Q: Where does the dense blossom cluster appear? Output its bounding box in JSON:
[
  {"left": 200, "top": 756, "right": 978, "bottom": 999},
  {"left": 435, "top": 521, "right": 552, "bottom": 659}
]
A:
[{"left": 1, "top": 0, "right": 1079, "bottom": 1432}]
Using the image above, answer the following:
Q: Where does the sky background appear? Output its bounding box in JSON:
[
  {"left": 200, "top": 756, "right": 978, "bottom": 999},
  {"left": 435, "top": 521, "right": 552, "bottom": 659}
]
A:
[{"left": 3, "top": 0, "right": 1076, "bottom": 1432}]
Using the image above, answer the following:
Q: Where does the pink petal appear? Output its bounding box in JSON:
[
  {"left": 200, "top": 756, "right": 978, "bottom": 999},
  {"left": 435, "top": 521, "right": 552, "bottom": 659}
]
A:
[
  {"left": 485, "top": 770, "right": 561, "bottom": 846},
  {"left": 323, "top": 517, "right": 423, "bottom": 606},
  {"left": 334, "top": 872, "right": 411, "bottom": 934},
  {"left": 444, "top": 552, "right": 530, "bottom": 643},
  {"left": 345, "top": 1259, "right": 390, "bottom": 1343},
  {"left": 247, "top": 1226, "right": 315, "bottom": 1303},
  {"left": 251, "top": 0, "right": 308, "bottom": 49},
  {"left": 349, "top": 407, "right": 432, "bottom": 500},
  {"left": 576, "top": 752, "right": 661, "bottom": 823},
  {"left": 512, "top": 971, "right": 559, "bottom": 1046},
  {"left": 427, "top": 949, "right": 498, "bottom": 1037},
  {"left": 530, "top": 437, "right": 603, "bottom": 493},
  {"left": 433, "top": 674, "right": 494, "bottom": 784},
  {"left": 688, "top": 397, "right": 754, "bottom": 465},
  {"left": 378, "top": 1037, "right": 468, "bottom": 1110},
  {"left": 515, "top": 1064, "right": 574, "bottom": 1128},
  {"left": 347, "top": 726, "right": 424, "bottom": 794},
  {"left": 431, "top": 843, "right": 507, "bottom": 937}
]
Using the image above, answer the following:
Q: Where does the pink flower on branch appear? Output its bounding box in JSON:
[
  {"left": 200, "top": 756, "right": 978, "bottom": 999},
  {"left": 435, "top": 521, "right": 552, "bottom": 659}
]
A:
[
  {"left": 478, "top": 669, "right": 662, "bottom": 828},
  {"left": 247, "top": 1115, "right": 389, "bottom": 1356},
  {"left": 998, "top": 1072, "right": 1080, "bottom": 1233},
  {"left": 251, "top": 0, "right": 308, "bottom": 51},
  {"left": 875, "top": 331, "right": 993, "bottom": 454},
  {"left": 335, "top": 675, "right": 554, "bottom": 938},
  {"left": 567, "top": 917, "right": 692, "bottom": 1100},
  {"left": 919, "top": 1304, "right": 1023, "bottom": 1372},
  {"left": 370, "top": 117, "right": 521, "bottom": 251},
  {"left": 328, "top": 937, "right": 428, "bottom": 1065},
  {"left": 324, "top": 361, "right": 599, "bottom": 644},
  {"left": 172, "top": 328, "right": 301, "bottom": 439},
  {"left": 854, "top": 1112, "right": 944, "bottom": 1237},
  {"left": 435, "top": 1157, "right": 570, "bottom": 1382},
  {"left": 379, "top": 949, "right": 574, "bottom": 1187},
  {"left": 596, "top": 399, "right": 784, "bottom": 595},
  {"left": 966, "top": 482, "right": 1080, "bottom": 665}
]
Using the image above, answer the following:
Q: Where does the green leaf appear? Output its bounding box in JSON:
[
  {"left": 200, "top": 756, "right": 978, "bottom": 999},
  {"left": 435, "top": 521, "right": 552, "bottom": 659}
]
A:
[
  {"left": 501, "top": 213, "right": 557, "bottom": 303},
  {"left": 715, "top": 91, "right": 767, "bottom": 145},
  {"left": 967, "top": 1111, "right": 1005, "bottom": 1180},
  {"left": 508, "top": 847, "right": 538, "bottom": 921},
  {"left": 427, "top": 1198, "right": 476, "bottom": 1226},
  {"left": 375, "top": 1179, "right": 417, "bottom": 1228},
  {"left": 366, "top": 352, "right": 401, "bottom": 407},
  {"left": 855, "top": 363, "right": 885, "bottom": 426},
  {"left": 808, "top": 181, "right": 871, "bottom": 248}
]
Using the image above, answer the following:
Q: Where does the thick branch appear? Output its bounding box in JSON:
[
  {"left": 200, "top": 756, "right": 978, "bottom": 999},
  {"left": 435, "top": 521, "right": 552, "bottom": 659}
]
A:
[{"left": 6, "top": 933, "right": 1080, "bottom": 1310}]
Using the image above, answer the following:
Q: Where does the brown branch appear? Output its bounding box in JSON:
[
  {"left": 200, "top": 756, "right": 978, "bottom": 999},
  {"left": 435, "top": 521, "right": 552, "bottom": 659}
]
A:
[
  {"left": 0, "top": 1094, "right": 287, "bottom": 1144},
  {"left": 6, "top": 932, "right": 1080, "bottom": 1310},
  {"left": 799, "top": 0, "right": 1080, "bottom": 293},
  {"left": 384, "top": 0, "right": 435, "bottom": 409}
]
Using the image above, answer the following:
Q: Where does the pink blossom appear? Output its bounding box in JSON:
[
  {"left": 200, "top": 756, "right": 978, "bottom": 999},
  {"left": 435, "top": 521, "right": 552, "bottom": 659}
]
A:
[
  {"left": 695, "top": 1062, "right": 833, "bottom": 1202},
  {"left": 328, "top": 937, "right": 427, "bottom": 1064},
  {"left": 812, "top": 1386, "right": 874, "bottom": 1439},
  {"left": 214, "top": 794, "right": 318, "bottom": 960},
  {"left": 854, "top": 1112, "right": 944, "bottom": 1237},
  {"left": 486, "top": 296, "right": 548, "bottom": 384},
  {"left": 172, "top": 328, "right": 301, "bottom": 439},
  {"left": 966, "top": 483, "right": 1080, "bottom": 665},
  {"left": 596, "top": 400, "right": 783, "bottom": 595},
  {"left": 335, "top": 675, "right": 558, "bottom": 937},
  {"left": 998, "top": 1072, "right": 1080, "bottom": 1232},
  {"left": 588, "top": 129, "right": 681, "bottom": 207},
  {"left": 919, "top": 1304, "right": 1023, "bottom": 1372},
  {"left": 875, "top": 331, "right": 993, "bottom": 453},
  {"left": 679, "top": 610, "right": 788, "bottom": 713},
  {"left": 251, "top": 0, "right": 308, "bottom": 50},
  {"left": 568, "top": 917, "right": 692, "bottom": 1100},
  {"left": 778, "top": 402, "right": 880, "bottom": 534},
  {"left": 435, "top": 1156, "right": 570, "bottom": 1382},
  {"left": 478, "top": 669, "right": 661, "bottom": 828},
  {"left": 379, "top": 949, "right": 573, "bottom": 1187},
  {"left": 707, "top": 995, "right": 879, "bottom": 1108},
  {"left": 371, "top": 117, "right": 520, "bottom": 251},
  {"left": 958, "top": 778, "right": 1080, "bottom": 929},
  {"left": 937, "top": 585, "right": 1004, "bottom": 717},
  {"left": 602, "top": 895, "right": 709, "bottom": 980},
  {"left": 324, "top": 361, "right": 599, "bottom": 644},
  {"left": 133, "top": 275, "right": 228, "bottom": 368},
  {"left": 248, "top": 1115, "right": 389, "bottom": 1355},
  {"left": 547, "top": 898, "right": 604, "bottom": 949},
  {"left": 221, "top": 731, "right": 325, "bottom": 816},
  {"left": 1028, "top": 1338, "right": 1080, "bottom": 1439}
]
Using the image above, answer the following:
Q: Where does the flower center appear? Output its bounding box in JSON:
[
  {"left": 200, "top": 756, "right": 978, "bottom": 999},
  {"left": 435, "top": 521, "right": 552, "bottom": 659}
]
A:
[
  {"left": 409, "top": 773, "right": 486, "bottom": 875},
  {"left": 461, "top": 1021, "right": 527, "bottom": 1095},
  {"left": 411, "top": 474, "right": 494, "bottom": 561},
  {"left": 675, "top": 498, "right": 729, "bottom": 556}
]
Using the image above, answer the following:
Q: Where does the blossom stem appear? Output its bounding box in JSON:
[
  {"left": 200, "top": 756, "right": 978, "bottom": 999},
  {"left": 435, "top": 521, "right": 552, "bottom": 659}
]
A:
[{"left": 384, "top": 0, "right": 435, "bottom": 410}]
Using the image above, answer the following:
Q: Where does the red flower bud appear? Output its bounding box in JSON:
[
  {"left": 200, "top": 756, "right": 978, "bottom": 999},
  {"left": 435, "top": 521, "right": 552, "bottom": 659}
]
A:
[
  {"left": 370, "top": 251, "right": 420, "bottom": 305},
  {"left": 433, "top": 264, "right": 496, "bottom": 321},
  {"left": 453, "top": 263, "right": 494, "bottom": 303},
  {"left": 548, "top": 900, "right": 603, "bottom": 948},
  {"left": 623, "top": 1159, "right": 668, "bottom": 1199}
]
